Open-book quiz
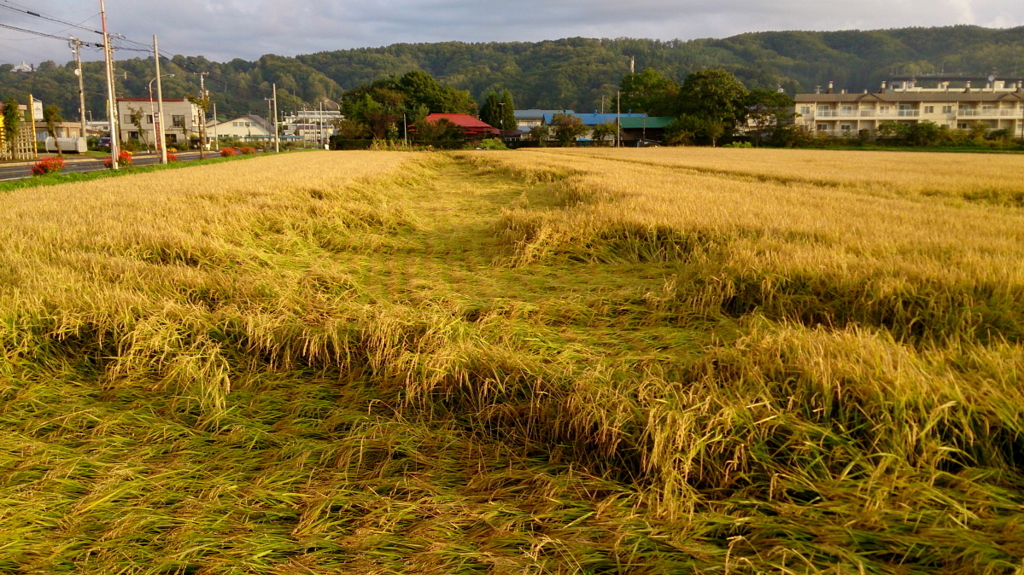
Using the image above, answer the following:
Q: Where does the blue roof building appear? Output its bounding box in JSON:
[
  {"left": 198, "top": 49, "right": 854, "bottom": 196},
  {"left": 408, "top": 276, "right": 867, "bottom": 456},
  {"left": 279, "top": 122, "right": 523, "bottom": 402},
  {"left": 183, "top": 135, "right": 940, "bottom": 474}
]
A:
[{"left": 541, "top": 112, "right": 648, "bottom": 126}]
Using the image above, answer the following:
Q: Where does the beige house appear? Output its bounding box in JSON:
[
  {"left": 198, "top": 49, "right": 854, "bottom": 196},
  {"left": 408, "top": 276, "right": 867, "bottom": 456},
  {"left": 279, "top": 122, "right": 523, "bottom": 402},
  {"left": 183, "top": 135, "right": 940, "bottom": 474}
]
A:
[
  {"left": 796, "top": 81, "right": 1024, "bottom": 138},
  {"left": 208, "top": 114, "right": 274, "bottom": 142},
  {"left": 117, "top": 98, "right": 203, "bottom": 147}
]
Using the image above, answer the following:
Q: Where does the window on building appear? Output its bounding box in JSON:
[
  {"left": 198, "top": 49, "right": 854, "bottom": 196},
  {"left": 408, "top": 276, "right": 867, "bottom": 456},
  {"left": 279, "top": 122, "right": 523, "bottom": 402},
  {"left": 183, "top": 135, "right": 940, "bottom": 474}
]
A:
[
  {"left": 841, "top": 105, "right": 853, "bottom": 114},
  {"left": 147, "top": 115, "right": 154, "bottom": 125},
  {"left": 879, "top": 105, "right": 891, "bottom": 114},
  {"left": 840, "top": 124, "right": 853, "bottom": 132},
  {"left": 799, "top": 106, "right": 811, "bottom": 115},
  {"left": 924, "top": 106, "right": 934, "bottom": 114},
  {"left": 172, "top": 115, "right": 185, "bottom": 128},
  {"left": 816, "top": 123, "right": 829, "bottom": 131},
  {"left": 957, "top": 122, "right": 968, "bottom": 129},
  {"left": 942, "top": 105, "right": 953, "bottom": 114}
]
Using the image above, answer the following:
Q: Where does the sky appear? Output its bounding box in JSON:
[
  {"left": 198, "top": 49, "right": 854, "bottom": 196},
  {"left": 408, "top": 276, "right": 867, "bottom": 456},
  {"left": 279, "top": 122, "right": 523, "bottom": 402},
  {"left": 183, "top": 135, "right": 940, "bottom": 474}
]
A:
[{"left": 1, "top": 0, "right": 1021, "bottom": 66}]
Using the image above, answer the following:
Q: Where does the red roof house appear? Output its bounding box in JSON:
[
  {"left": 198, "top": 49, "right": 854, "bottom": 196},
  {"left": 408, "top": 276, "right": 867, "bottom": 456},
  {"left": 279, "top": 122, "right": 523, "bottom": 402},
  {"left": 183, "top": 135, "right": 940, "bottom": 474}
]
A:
[{"left": 421, "top": 114, "right": 500, "bottom": 138}]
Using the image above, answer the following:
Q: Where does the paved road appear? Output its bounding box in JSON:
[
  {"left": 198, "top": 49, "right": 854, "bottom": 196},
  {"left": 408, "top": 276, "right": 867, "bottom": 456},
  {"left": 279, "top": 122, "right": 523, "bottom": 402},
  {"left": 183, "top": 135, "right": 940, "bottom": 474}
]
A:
[{"left": 0, "top": 151, "right": 210, "bottom": 182}]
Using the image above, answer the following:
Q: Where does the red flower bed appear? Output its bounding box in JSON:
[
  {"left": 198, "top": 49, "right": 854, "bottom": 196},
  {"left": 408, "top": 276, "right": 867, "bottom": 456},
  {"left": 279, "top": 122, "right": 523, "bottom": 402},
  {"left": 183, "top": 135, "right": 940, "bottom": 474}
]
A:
[
  {"left": 167, "top": 152, "right": 179, "bottom": 163},
  {"left": 220, "top": 147, "right": 237, "bottom": 157},
  {"left": 103, "top": 150, "right": 133, "bottom": 169},
  {"left": 31, "top": 157, "right": 67, "bottom": 176},
  {"left": 239, "top": 147, "right": 256, "bottom": 155}
]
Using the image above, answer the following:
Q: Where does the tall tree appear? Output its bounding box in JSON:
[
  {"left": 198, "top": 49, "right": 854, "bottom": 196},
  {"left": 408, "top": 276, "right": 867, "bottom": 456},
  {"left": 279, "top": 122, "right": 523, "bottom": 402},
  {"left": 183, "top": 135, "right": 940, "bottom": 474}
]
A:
[
  {"left": 674, "top": 69, "right": 749, "bottom": 146},
  {"left": 550, "top": 113, "right": 587, "bottom": 147},
  {"left": 2, "top": 98, "right": 21, "bottom": 157},
  {"left": 42, "top": 104, "right": 63, "bottom": 158},
  {"left": 620, "top": 68, "right": 679, "bottom": 116},
  {"left": 479, "top": 92, "right": 502, "bottom": 129},
  {"left": 744, "top": 89, "right": 795, "bottom": 146},
  {"left": 126, "top": 105, "right": 149, "bottom": 153},
  {"left": 590, "top": 121, "right": 618, "bottom": 146},
  {"left": 500, "top": 90, "right": 516, "bottom": 131}
]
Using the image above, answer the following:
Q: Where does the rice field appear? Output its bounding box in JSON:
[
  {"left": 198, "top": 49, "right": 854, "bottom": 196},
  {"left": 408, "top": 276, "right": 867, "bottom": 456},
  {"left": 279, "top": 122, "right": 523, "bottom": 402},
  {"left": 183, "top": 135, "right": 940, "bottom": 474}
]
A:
[{"left": 1, "top": 148, "right": 1023, "bottom": 574}]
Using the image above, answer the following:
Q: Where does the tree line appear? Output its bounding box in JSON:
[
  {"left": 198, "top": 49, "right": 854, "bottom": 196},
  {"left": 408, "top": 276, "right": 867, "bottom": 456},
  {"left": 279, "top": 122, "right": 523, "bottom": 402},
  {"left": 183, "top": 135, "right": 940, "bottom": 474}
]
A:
[{"left": 2, "top": 26, "right": 1020, "bottom": 125}]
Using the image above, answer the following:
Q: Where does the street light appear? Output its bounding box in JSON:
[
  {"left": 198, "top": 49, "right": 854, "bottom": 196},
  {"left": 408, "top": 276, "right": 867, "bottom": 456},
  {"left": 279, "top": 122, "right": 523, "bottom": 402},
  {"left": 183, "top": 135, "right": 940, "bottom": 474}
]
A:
[{"left": 149, "top": 73, "right": 174, "bottom": 156}]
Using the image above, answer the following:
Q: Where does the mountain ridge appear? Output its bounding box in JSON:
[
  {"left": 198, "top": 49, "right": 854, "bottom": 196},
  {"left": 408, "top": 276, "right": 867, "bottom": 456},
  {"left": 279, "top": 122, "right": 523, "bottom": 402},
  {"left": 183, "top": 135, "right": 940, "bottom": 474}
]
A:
[{"left": 2, "top": 25, "right": 1021, "bottom": 121}]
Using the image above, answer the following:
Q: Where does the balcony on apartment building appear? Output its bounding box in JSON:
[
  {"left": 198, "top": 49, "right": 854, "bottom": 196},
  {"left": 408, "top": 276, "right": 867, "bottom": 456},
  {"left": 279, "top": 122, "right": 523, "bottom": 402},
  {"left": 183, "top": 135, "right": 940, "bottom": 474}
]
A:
[
  {"left": 813, "top": 109, "right": 920, "bottom": 118},
  {"left": 957, "top": 108, "right": 1020, "bottom": 118}
]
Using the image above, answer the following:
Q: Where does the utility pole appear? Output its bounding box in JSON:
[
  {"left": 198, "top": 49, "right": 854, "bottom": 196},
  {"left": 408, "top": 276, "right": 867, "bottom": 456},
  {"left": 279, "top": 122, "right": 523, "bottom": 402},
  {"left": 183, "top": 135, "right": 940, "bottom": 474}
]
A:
[
  {"left": 69, "top": 38, "right": 87, "bottom": 140},
  {"left": 198, "top": 71, "right": 209, "bottom": 159},
  {"left": 616, "top": 90, "right": 621, "bottom": 148},
  {"left": 100, "top": 0, "right": 119, "bottom": 169},
  {"left": 265, "top": 98, "right": 273, "bottom": 151},
  {"left": 211, "top": 102, "right": 218, "bottom": 151},
  {"left": 154, "top": 35, "right": 168, "bottom": 164},
  {"left": 272, "top": 83, "right": 279, "bottom": 153}
]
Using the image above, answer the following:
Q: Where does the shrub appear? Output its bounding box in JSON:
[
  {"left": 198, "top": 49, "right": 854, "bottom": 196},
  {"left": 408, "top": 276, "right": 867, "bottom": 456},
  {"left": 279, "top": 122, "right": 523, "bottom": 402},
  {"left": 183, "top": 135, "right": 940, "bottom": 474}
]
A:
[
  {"left": 220, "top": 147, "right": 237, "bottom": 157},
  {"left": 102, "top": 150, "right": 133, "bottom": 169},
  {"left": 167, "top": 152, "right": 179, "bottom": 163},
  {"left": 239, "top": 146, "right": 256, "bottom": 155},
  {"left": 477, "top": 138, "right": 509, "bottom": 150},
  {"left": 30, "top": 157, "right": 66, "bottom": 176},
  {"left": 121, "top": 139, "right": 143, "bottom": 153}
]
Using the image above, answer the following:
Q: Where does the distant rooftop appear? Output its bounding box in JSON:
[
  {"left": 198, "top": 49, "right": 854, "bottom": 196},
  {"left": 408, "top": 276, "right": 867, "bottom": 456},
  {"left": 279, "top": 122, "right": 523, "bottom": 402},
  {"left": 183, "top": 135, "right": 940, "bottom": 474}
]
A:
[{"left": 515, "top": 109, "right": 574, "bottom": 120}]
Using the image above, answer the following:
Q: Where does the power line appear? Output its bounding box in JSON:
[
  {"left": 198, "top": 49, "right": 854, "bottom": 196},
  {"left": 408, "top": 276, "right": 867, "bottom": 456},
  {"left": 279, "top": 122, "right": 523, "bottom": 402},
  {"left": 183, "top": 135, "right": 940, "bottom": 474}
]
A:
[
  {"left": 0, "top": 4, "right": 102, "bottom": 36},
  {"left": 0, "top": 22, "right": 101, "bottom": 45}
]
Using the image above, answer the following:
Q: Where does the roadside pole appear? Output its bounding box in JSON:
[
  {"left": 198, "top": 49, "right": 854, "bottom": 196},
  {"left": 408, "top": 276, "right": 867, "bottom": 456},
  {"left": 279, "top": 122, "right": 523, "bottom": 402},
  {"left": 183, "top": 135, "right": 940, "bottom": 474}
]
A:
[
  {"left": 198, "top": 71, "right": 208, "bottom": 159},
  {"left": 616, "top": 90, "right": 621, "bottom": 148},
  {"left": 100, "top": 0, "right": 119, "bottom": 169},
  {"left": 154, "top": 35, "right": 168, "bottom": 164},
  {"left": 70, "top": 38, "right": 87, "bottom": 140},
  {"left": 273, "top": 83, "right": 279, "bottom": 153}
]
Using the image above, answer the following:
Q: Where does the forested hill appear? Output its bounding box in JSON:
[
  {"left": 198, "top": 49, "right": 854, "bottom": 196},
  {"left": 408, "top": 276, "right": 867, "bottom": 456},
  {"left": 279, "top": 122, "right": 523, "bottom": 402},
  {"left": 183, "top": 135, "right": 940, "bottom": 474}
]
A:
[
  {"left": 2, "top": 25, "right": 1022, "bottom": 121},
  {"left": 298, "top": 26, "right": 1024, "bottom": 110}
]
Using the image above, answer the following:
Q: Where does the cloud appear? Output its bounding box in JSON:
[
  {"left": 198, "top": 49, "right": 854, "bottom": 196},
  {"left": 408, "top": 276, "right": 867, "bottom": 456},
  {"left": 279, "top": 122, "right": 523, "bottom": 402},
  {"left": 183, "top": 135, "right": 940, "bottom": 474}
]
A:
[{"left": 1, "top": 0, "right": 1021, "bottom": 66}]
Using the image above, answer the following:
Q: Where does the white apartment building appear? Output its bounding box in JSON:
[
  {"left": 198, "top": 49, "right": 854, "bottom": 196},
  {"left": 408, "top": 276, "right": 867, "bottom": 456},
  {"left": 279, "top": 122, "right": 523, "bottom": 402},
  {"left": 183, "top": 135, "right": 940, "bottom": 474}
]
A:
[
  {"left": 281, "top": 109, "right": 341, "bottom": 144},
  {"left": 795, "top": 80, "right": 1024, "bottom": 137},
  {"left": 116, "top": 98, "right": 203, "bottom": 146}
]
